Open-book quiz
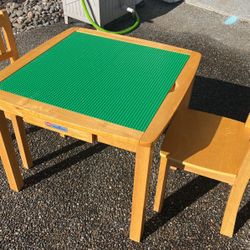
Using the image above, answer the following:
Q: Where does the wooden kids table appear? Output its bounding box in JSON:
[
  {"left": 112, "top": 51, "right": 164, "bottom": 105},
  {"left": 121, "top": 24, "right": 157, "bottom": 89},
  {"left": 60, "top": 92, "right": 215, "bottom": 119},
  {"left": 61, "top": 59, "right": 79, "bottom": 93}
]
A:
[{"left": 0, "top": 27, "right": 201, "bottom": 242}]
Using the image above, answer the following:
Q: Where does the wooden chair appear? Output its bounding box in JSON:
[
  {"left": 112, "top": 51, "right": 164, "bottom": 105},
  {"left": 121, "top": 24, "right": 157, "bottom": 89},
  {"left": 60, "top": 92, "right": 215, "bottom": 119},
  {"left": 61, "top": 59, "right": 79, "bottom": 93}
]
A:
[
  {"left": 0, "top": 10, "right": 33, "bottom": 169},
  {"left": 154, "top": 107, "right": 250, "bottom": 237}
]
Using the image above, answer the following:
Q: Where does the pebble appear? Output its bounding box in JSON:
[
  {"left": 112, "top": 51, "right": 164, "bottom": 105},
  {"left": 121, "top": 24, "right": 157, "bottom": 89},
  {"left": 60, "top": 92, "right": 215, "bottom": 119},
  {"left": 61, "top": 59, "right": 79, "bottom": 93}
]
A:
[
  {"left": 17, "top": 16, "right": 25, "bottom": 24},
  {"left": 12, "top": 23, "right": 23, "bottom": 29},
  {"left": 1, "top": 0, "right": 64, "bottom": 34},
  {"left": 27, "top": 11, "right": 33, "bottom": 19},
  {"left": 15, "top": 10, "right": 24, "bottom": 17}
]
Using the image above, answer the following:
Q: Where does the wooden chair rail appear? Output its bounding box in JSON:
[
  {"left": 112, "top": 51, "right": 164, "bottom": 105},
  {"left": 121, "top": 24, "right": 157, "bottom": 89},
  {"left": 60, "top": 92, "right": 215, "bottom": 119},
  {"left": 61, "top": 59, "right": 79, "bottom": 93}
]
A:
[{"left": 0, "top": 50, "right": 12, "bottom": 61}]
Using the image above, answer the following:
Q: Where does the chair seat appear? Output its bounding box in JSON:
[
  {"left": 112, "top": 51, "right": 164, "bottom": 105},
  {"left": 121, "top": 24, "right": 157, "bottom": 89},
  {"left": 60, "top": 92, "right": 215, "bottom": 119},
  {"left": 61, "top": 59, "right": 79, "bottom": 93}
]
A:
[{"left": 161, "top": 109, "right": 250, "bottom": 184}]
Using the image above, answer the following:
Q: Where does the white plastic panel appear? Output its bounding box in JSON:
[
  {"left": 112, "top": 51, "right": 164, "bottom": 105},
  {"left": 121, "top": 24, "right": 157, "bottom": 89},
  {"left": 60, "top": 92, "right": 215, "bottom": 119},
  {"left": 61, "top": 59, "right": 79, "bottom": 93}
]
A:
[
  {"left": 62, "top": 0, "right": 143, "bottom": 26},
  {"left": 62, "top": 0, "right": 101, "bottom": 25},
  {"left": 99, "top": 0, "right": 135, "bottom": 25}
]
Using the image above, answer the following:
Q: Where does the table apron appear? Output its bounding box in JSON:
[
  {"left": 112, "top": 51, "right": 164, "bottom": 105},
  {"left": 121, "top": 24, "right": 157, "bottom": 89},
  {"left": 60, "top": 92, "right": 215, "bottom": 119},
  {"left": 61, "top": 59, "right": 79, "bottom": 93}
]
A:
[
  {"left": 0, "top": 104, "right": 139, "bottom": 152},
  {"left": 23, "top": 114, "right": 95, "bottom": 143}
]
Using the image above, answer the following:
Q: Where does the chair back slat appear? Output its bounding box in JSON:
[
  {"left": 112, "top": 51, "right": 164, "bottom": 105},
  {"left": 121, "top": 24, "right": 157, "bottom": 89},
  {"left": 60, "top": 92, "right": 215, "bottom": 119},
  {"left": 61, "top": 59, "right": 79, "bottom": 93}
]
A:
[{"left": 0, "top": 9, "right": 19, "bottom": 64}]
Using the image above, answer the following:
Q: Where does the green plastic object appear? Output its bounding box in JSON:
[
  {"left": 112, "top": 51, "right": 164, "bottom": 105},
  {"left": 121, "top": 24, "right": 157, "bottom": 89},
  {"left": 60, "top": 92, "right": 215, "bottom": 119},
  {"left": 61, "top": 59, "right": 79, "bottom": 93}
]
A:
[
  {"left": 80, "top": 0, "right": 140, "bottom": 35},
  {"left": 0, "top": 32, "right": 190, "bottom": 131}
]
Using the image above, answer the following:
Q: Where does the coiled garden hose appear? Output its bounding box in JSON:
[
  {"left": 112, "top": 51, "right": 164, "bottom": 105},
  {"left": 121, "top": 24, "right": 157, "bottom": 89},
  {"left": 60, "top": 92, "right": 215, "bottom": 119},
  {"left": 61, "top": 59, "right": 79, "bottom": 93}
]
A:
[{"left": 80, "top": 0, "right": 140, "bottom": 35}]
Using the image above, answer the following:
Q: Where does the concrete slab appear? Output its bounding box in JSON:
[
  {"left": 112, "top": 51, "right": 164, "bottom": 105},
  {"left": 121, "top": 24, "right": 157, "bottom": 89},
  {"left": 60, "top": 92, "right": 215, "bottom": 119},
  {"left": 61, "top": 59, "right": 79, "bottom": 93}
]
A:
[
  {"left": 185, "top": 0, "right": 250, "bottom": 22},
  {"left": 134, "top": 2, "right": 250, "bottom": 53}
]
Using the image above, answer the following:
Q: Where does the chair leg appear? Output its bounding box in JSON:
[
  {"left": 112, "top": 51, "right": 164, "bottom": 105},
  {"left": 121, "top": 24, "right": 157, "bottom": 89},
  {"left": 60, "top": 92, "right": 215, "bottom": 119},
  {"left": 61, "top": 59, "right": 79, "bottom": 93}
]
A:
[
  {"left": 129, "top": 145, "right": 153, "bottom": 242},
  {"left": 0, "top": 111, "right": 23, "bottom": 191},
  {"left": 153, "top": 154, "right": 170, "bottom": 213},
  {"left": 220, "top": 149, "right": 250, "bottom": 237},
  {"left": 220, "top": 178, "right": 249, "bottom": 237},
  {"left": 10, "top": 115, "right": 33, "bottom": 169}
]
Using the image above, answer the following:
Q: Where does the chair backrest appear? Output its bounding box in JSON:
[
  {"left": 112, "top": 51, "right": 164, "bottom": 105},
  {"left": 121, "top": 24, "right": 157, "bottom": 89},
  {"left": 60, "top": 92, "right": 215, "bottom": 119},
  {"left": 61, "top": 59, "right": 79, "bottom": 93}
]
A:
[{"left": 0, "top": 9, "right": 19, "bottom": 64}]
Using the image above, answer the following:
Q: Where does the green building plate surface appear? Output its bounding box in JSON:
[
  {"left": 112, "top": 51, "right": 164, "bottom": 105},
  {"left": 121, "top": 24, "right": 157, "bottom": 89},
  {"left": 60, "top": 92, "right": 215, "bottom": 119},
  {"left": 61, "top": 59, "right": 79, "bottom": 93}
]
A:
[{"left": 0, "top": 32, "right": 189, "bottom": 131}]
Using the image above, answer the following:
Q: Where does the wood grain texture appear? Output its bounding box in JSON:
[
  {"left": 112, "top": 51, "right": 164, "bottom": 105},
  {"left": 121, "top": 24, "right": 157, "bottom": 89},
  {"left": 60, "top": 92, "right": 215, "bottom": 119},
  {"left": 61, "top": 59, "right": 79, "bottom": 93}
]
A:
[
  {"left": 0, "top": 111, "right": 23, "bottom": 191},
  {"left": 77, "top": 28, "right": 201, "bottom": 146},
  {"left": 0, "top": 50, "right": 12, "bottom": 61},
  {"left": 0, "top": 32, "right": 6, "bottom": 53},
  {"left": 76, "top": 28, "right": 194, "bottom": 55},
  {"left": 220, "top": 147, "right": 250, "bottom": 237},
  {"left": 0, "top": 10, "right": 19, "bottom": 63},
  {"left": 0, "top": 27, "right": 201, "bottom": 241},
  {"left": 156, "top": 108, "right": 250, "bottom": 237},
  {"left": 0, "top": 28, "right": 201, "bottom": 151},
  {"left": 10, "top": 115, "right": 33, "bottom": 169},
  {"left": 0, "top": 9, "right": 32, "bottom": 169},
  {"left": 0, "top": 91, "right": 142, "bottom": 149},
  {"left": 130, "top": 145, "right": 153, "bottom": 242},
  {"left": 161, "top": 109, "right": 249, "bottom": 184},
  {"left": 140, "top": 52, "right": 201, "bottom": 146},
  {"left": 153, "top": 155, "right": 169, "bottom": 212}
]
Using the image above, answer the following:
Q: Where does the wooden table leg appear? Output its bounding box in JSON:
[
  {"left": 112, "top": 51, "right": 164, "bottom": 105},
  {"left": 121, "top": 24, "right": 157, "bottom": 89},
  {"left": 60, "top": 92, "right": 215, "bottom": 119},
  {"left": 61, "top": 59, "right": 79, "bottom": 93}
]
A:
[
  {"left": 10, "top": 115, "right": 33, "bottom": 169},
  {"left": 129, "top": 145, "right": 153, "bottom": 242},
  {"left": 0, "top": 111, "right": 23, "bottom": 191}
]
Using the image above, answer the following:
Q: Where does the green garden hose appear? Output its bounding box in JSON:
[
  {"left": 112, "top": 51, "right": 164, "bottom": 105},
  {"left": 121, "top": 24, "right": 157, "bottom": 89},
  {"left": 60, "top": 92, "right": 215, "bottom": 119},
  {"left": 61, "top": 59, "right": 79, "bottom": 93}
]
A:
[{"left": 80, "top": 0, "right": 140, "bottom": 35}]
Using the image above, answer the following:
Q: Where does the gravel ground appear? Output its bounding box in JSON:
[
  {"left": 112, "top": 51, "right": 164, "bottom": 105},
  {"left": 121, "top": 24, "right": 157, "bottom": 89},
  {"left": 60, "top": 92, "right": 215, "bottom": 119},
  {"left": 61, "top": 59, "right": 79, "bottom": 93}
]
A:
[
  {"left": 1, "top": 0, "right": 63, "bottom": 34},
  {"left": 0, "top": 1, "right": 249, "bottom": 249}
]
